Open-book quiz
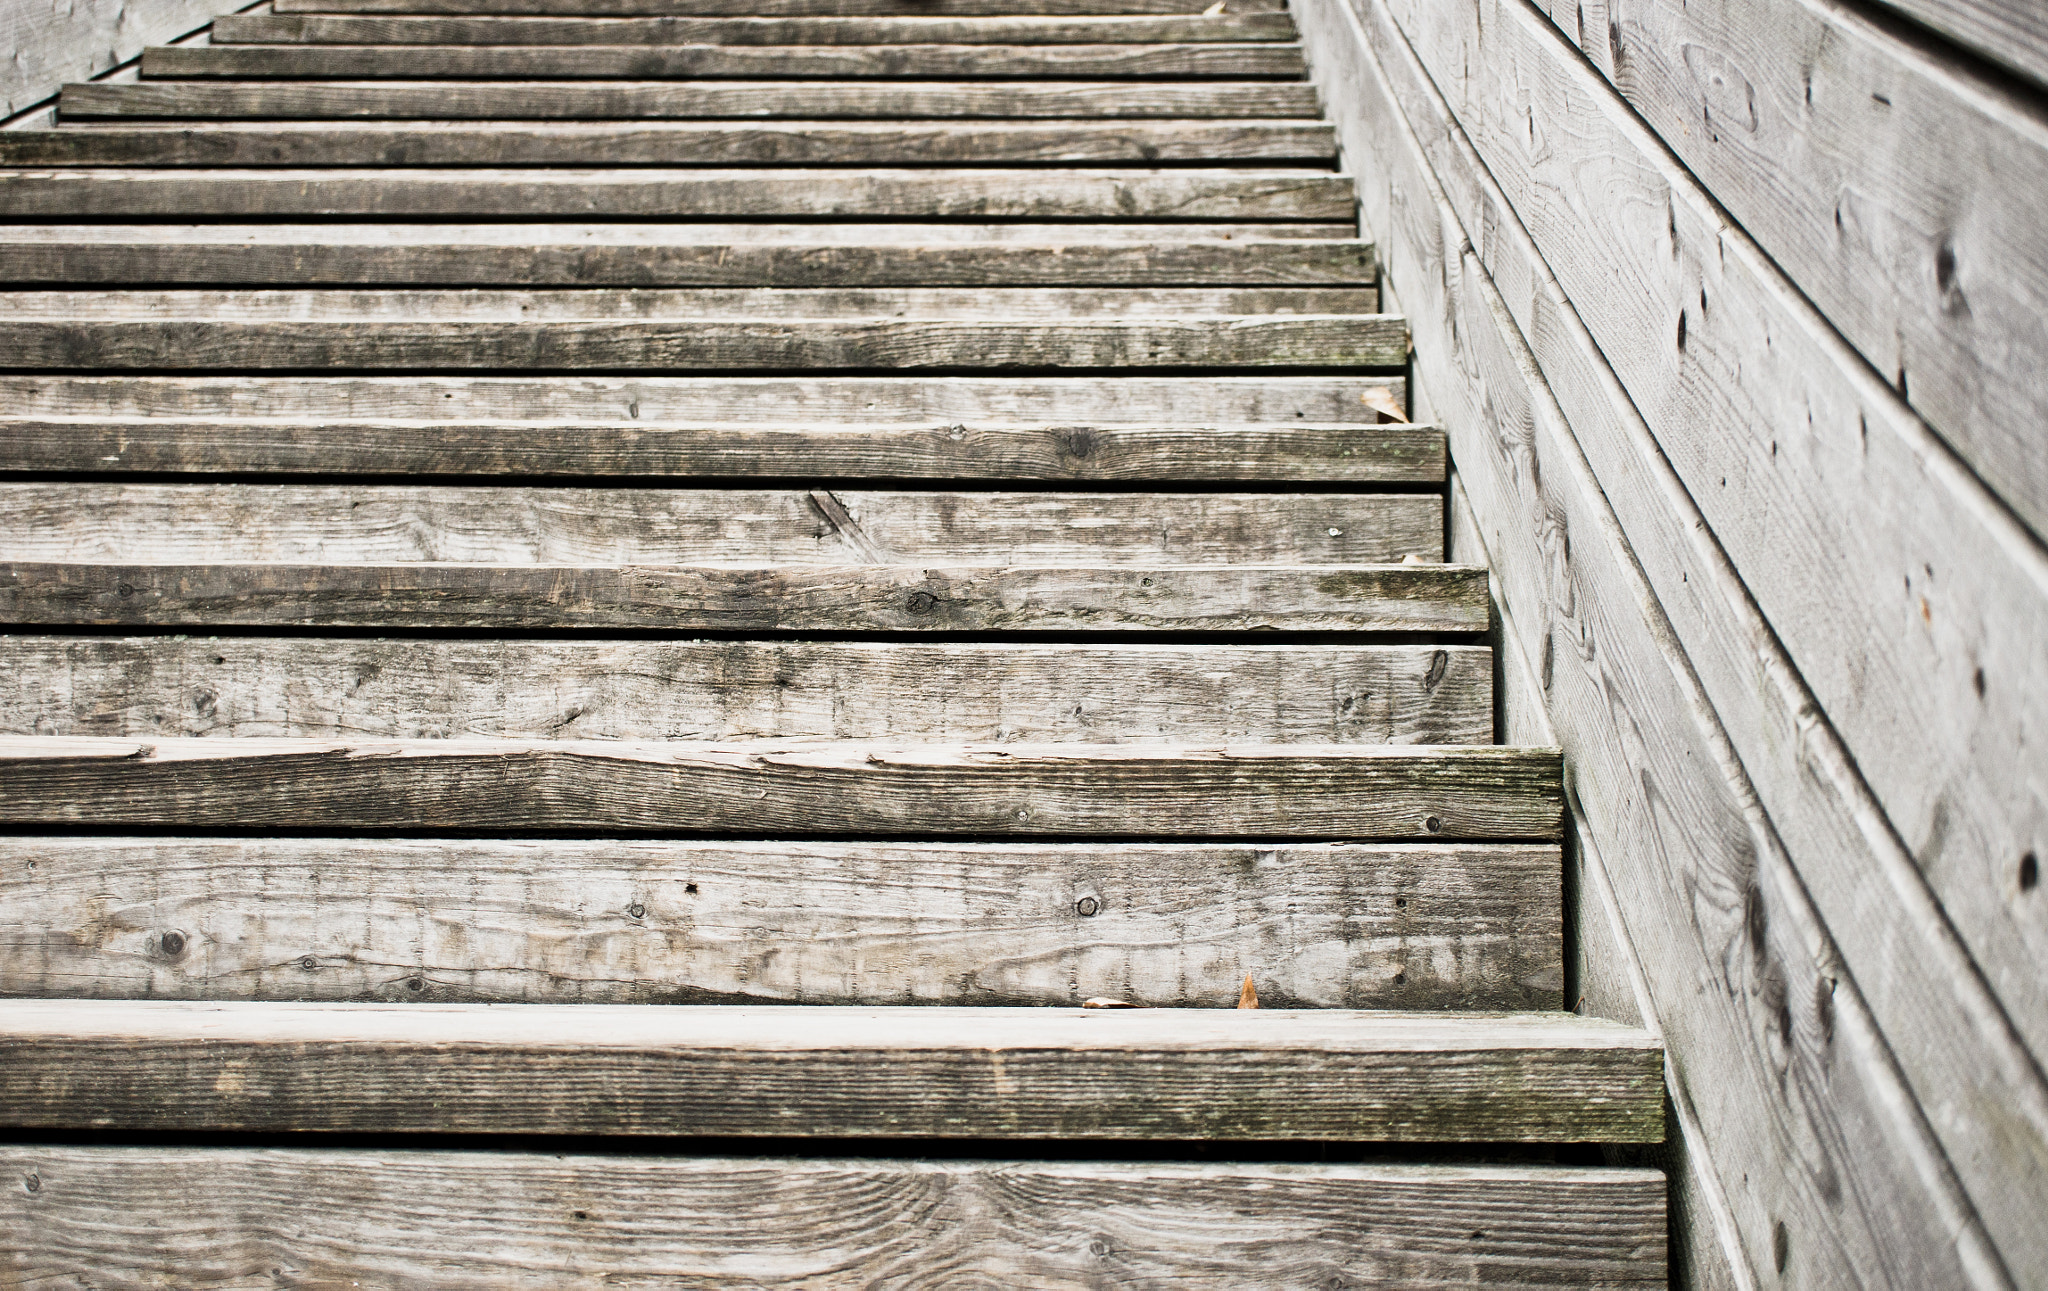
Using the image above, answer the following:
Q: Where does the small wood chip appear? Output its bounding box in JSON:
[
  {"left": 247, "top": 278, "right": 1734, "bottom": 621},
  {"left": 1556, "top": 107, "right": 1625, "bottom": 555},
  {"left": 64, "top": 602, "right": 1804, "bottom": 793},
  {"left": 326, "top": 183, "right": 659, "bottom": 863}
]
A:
[
  {"left": 1082, "top": 997, "right": 1142, "bottom": 1009},
  {"left": 1359, "top": 387, "right": 1409, "bottom": 423},
  {"left": 1202, "top": 1, "right": 1228, "bottom": 14},
  {"left": 1238, "top": 975, "right": 1259, "bottom": 1009}
]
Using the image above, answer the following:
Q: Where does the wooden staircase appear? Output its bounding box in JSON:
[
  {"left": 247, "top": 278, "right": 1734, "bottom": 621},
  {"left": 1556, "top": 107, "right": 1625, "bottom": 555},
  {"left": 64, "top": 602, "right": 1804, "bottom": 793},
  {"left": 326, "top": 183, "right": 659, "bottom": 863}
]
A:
[{"left": 0, "top": 1, "right": 1668, "bottom": 1283}]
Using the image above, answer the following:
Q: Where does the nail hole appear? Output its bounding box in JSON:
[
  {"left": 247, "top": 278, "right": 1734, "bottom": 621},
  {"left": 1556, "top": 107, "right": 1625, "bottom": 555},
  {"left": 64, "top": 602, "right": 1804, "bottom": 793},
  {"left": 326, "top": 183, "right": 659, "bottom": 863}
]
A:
[
  {"left": 1395, "top": 897, "right": 1407, "bottom": 908},
  {"left": 1393, "top": 973, "right": 1407, "bottom": 985},
  {"left": 627, "top": 902, "right": 646, "bottom": 919},
  {"left": 300, "top": 956, "right": 317, "bottom": 971},
  {"left": 22, "top": 1173, "right": 40, "bottom": 1195},
  {"left": 684, "top": 883, "right": 699, "bottom": 894},
  {"left": 2021, "top": 853, "right": 2039, "bottom": 892},
  {"left": 1075, "top": 896, "right": 1101, "bottom": 917},
  {"left": 406, "top": 976, "right": 425, "bottom": 992},
  {"left": 159, "top": 930, "right": 186, "bottom": 958},
  {"left": 1424, "top": 816, "right": 1443, "bottom": 833}
]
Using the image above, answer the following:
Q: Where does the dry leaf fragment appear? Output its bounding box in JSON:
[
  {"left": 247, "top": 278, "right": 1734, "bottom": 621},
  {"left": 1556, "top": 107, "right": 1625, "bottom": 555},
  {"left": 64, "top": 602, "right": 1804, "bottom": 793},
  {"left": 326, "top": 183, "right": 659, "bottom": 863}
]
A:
[
  {"left": 1083, "top": 997, "right": 1142, "bottom": 1009},
  {"left": 1237, "top": 974, "right": 1259, "bottom": 1009},
  {"left": 1359, "top": 387, "right": 1409, "bottom": 423},
  {"left": 1202, "top": 1, "right": 1227, "bottom": 13}
]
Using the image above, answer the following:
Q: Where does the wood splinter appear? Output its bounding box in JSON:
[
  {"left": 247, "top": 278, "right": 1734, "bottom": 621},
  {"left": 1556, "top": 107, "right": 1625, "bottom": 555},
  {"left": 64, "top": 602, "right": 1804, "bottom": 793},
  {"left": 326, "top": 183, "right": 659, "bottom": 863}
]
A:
[{"left": 1238, "top": 974, "right": 1259, "bottom": 1009}]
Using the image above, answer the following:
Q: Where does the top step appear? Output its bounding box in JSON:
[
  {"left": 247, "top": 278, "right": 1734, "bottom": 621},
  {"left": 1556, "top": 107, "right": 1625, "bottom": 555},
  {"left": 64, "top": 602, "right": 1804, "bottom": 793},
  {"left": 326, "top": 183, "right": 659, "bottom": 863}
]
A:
[
  {"left": 210, "top": 13, "right": 1301, "bottom": 44},
  {"left": 264, "top": 0, "right": 1293, "bottom": 14}
]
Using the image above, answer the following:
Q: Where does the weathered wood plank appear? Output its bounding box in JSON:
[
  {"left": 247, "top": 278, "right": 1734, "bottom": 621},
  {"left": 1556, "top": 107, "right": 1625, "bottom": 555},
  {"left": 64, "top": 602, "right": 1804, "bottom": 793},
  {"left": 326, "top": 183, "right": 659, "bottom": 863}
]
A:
[
  {"left": 0, "top": 485, "right": 1440, "bottom": 565},
  {"left": 270, "top": 0, "right": 1292, "bottom": 14},
  {"left": 0, "top": 837, "right": 1552, "bottom": 1007},
  {"left": 0, "top": 1000, "right": 1655, "bottom": 1139},
  {"left": 0, "top": 417, "right": 1438, "bottom": 482},
  {"left": 1292, "top": 0, "right": 2029, "bottom": 1282},
  {"left": 1868, "top": 0, "right": 2048, "bottom": 94},
  {"left": 0, "top": 121, "right": 1341, "bottom": 168},
  {"left": 0, "top": 639, "right": 1490, "bottom": 744},
  {"left": 0, "top": 737, "right": 1554, "bottom": 837},
  {"left": 1362, "top": 6, "right": 2048, "bottom": 1279},
  {"left": 210, "top": 12, "right": 1301, "bottom": 45},
  {"left": 0, "top": 0, "right": 224, "bottom": 117},
  {"left": 0, "top": 1149, "right": 1668, "bottom": 1288},
  {"left": 59, "top": 79, "right": 1322, "bottom": 120},
  {"left": 0, "top": 374, "right": 1408, "bottom": 424},
  {"left": 138, "top": 41, "right": 1314, "bottom": 80},
  {"left": 1531, "top": 0, "right": 2048, "bottom": 544},
  {"left": 0, "top": 562, "right": 1490, "bottom": 631},
  {"left": 0, "top": 222, "right": 1362, "bottom": 245},
  {"left": 0, "top": 233, "right": 1371, "bottom": 288},
  {"left": 0, "top": 168, "right": 1358, "bottom": 220},
  {"left": 0, "top": 316, "right": 1406, "bottom": 372}
]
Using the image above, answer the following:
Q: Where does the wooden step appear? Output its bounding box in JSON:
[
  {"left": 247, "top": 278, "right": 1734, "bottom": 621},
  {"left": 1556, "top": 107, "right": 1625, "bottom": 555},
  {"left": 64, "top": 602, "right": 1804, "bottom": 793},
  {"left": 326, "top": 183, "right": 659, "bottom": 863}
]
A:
[
  {"left": 0, "top": 121, "right": 1341, "bottom": 168},
  {"left": 0, "top": 484, "right": 1440, "bottom": 565},
  {"left": 0, "top": 374, "right": 1410, "bottom": 423},
  {"left": 0, "top": 230, "right": 1371, "bottom": 287},
  {"left": 209, "top": 13, "right": 1302, "bottom": 46},
  {"left": 140, "top": 41, "right": 1314, "bottom": 80},
  {"left": 59, "top": 80, "right": 1322, "bottom": 120},
  {"left": 0, "top": 638, "right": 1491, "bottom": 743},
  {"left": 0, "top": 168, "right": 1357, "bottom": 219},
  {"left": 0, "top": 738, "right": 1554, "bottom": 836},
  {"left": 0, "top": 562, "right": 1485, "bottom": 630},
  {"left": 0, "top": 1149, "right": 1669, "bottom": 1287},
  {"left": 268, "top": 0, "right": 1295, "bottom": 15},
  {"left": 0, "top": 836, "right": 1552, "bottom": 1007},
  {"left": 0, "top": 1001, "right": 1659, "bottom": 1140}
]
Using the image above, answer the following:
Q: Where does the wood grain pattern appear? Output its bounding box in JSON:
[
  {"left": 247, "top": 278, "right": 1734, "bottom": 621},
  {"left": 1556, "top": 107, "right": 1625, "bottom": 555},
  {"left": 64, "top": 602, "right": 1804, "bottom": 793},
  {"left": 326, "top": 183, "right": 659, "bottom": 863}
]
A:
[
  {"left": 0, "top": 837, "right": 1555, "bottom": 1008},
  {"left": 0, "top": 316, "right": 1406, "bottom": 372},
  {"left": 0, "top": 374, "right": 1409, "bottom": 425},
  {"left": 0, "top": 1000, "right": 1658, "bottom": 1140},
  {"left": 0, "top": 638, "right": 1490, "bottom": 744},
  {"left": 0, "top": 1149, "right": 1669, "bottom": 1289},
  {"left": 0, "top": 561, "right": 1487, "bottom": 631},
  {"left": 138, "top": 41, "right": 1315, "bottom": 80},
  {"left": 0, "top": 417, "right": 1438, "bottom": 481},
  {"left": 1867, "top": 0, "right": 2048, "bottom": 93},
  {"left": 0, "top": 0, "right": 226, "bottom": 117},
  {"left": 0, "top": 221, "right": 1362, "bottom": 246},
  {"left": 210, "top": 12, "right": 1302, "bottom": 45},
  {"left": 1291, "top": 0, "right": 2024, "bottom": 1282},
  {"left": 0, "top": 121, "right": 1342, "bottom": 168},
  {"left": 0, "top": 168, "right": 1358, "bottom": 220},
  {"left": 1534, "top": 0, "right": 2048, "bottom": 544},
  {"left": 0, "top": 737, "right": 1557, "bottom": 838},
  {"left": 0, "top": 484, "right": 1441, "bottom": 565},
  {"left": 270, "top": 0, "right": 1293, "bottom": 14},
  {"left": 59, "top": 79, "right": 1322, "bottom": 119}
]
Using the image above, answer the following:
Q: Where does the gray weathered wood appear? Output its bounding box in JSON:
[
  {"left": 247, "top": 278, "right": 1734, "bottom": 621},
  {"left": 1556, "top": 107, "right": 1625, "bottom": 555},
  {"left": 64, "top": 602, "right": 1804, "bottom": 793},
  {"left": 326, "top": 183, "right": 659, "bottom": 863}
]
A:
[
  {"left": 0, "top": 562, "right": 1490, "bottom": 631},
  {"left": 0, "top": 837, "right": 1553, "bottom": 1007},
  {"left": 270, "top": 0, "right": 1292, "bottom": 14},
  {"left": 0, "top": 168, "right": 1358, "bottom": 220},
  {"left": 0, "top": 0, "right": 226, "bottom": 117},
  {"left": 138, "top": 41, "right": 1314, "bottom": 80},
  {"left": 0, "top": 221, "right": 1362, "bottom": 245},
  {"left": 0, "top": 121, "right": 1341, "bottom": 168},
  {"left": 0, "top": 639, "right": 1489, "bottom": 744},
  {"left": 0, "top": 374, "right": 1408, "bottom": 424},
  {"left": 0, "top": 232, "right": 1371, "bottom": 288},
  {"left": 0, "top": 737, "right": 1555, "bottom": 837},
  {"left": 0, "top": 1149, "right": 1669, "bottom": 1288},
  {"left": 1868, "top": 0, "right": 2048, "bottom": 94},
  {"left": 59, "top": 79, "right": 1321, "bottom": 119},
  {"left": 0, "top": 315, "right": 1405, "bottom": 371},
  {"left": 210, "top": 12, "right": 1301, "bottom": 45},
  {"left": 1361, "top": 8, "right": 2048, "bottom": 1279},
  {"left": 1291, "top": 0, "right": 2032, "bottom": 1282},
  {"left": 0, "top": 417, "right": 1438, "bottom": 481},
  {"left": 0, "top": 484, "right": 1441, "bottom": 565},
  {"left": 1531, "top": 0, "right": 2048, "bottom": 544},
  {"left": 0, "top": 1000, "right": 1655, "bottom": 1140}
]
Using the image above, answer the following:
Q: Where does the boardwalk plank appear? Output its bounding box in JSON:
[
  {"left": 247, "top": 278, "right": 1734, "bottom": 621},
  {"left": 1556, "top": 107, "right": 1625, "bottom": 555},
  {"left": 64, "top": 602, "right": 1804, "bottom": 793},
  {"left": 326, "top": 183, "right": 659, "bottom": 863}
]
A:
[{"left": 210, "top": 13, "right": 1302, "bottom": 45}]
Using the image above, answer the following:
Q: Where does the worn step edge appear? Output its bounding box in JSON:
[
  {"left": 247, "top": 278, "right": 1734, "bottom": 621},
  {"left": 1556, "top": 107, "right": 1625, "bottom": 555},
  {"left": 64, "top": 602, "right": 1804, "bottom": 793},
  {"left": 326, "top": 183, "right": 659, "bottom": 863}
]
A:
[
  {"left": 0, "top": 1001, "right": 1660, "bottom": 1141},
  {"left": 0, "top": 737, "right": 1557, "bottom": 838}
]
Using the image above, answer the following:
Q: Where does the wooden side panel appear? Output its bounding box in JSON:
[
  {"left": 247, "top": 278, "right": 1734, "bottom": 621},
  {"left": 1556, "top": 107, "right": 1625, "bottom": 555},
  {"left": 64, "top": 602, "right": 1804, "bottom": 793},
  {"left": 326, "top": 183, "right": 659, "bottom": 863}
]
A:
[
  {"left": 1868, "top": 0, "right": 2048, "bottom": 93},
  {"left": 1291, "top": 0, "right": 2021, "bottom": 1284},
  {"left": 0, "top": 1150, "right": 1670, "bottom": 1288},
  {"left": 0, "top": 1000, "right": 1663, "bottom": 1141},
  {"left": 0, "top": 0, "right": 234, "bottom": 118},
  {"left": 0, "top": 838, "right": 1560, "bottom": 1009}
]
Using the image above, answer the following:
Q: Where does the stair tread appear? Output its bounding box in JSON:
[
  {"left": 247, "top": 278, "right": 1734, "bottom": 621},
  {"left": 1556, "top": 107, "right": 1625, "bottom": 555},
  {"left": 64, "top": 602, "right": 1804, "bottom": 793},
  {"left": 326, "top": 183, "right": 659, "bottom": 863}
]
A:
[
  {"left": 0, "top": 1000, "right": 1661, "bottom": 1141},
  {"left": 267, "top": 0, "right": 1296, "bottom": 15},
  {"left": 210, "top": 13, "right": 1302, "bottom": 45}
]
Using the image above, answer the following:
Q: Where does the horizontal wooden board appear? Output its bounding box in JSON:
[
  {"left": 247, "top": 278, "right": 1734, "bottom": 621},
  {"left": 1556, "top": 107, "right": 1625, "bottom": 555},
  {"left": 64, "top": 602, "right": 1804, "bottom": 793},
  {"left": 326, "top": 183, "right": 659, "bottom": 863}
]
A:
[
  {"left": 0, "top": 484, "right": 1440, "bottom": 565},
  {"left": 59, "top": 79, "right": 1323, "bottom": 120},
  {"left": 0, "top": 221, "right": 1363, "bottom": 245},
  {"left": 271, "top": 0, "right": 1292, "bottom": 13},
  {"left": 0, "top": 417, "right": 1437, "bottom": 481},
  {"left": 140, "top": 41, "right": 1313, "bottom": 80},
  {"left": 0, "top": 562, "right": 1490, "bottom": 631},
  {"left": 0, "top": 168, "right": 1358, "bottom": 219},
  {"left": 1870, "top": 0, "right": 2048, "bottom": 94},
  {"left": 0, "top": 374, "right": 1408, "bottom": 424},
  {"left": 0, "top": 738, "right": 1554, "bottom": 837},
  {"left": 0, "top": 1149, "right": 1668, "bottom": 1288},
  {"left": 0, "top": 121, "right": 1341, "bottom": 168},
  {"left": 0, "top": 837, "right": 1553, "bottom": 1007},
  {"left": 0, "top": 1000, "right": 1657, "bottom": 1140},
  {"left": 0, "top": 639, "right": 1491, "bottom": 744},
  {"left": 0, "top": 234, "right": 1372, "bottom": 288},
  {"left": 211, "top": 12, "right": 1302, "bottom": 45},
  {"left": 0, "top": 315, "right": 1406, "bottom": 372}
]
